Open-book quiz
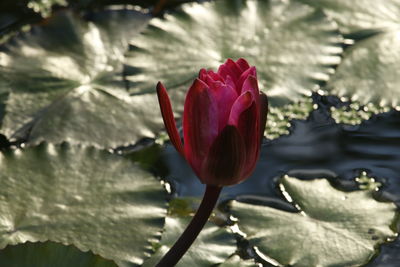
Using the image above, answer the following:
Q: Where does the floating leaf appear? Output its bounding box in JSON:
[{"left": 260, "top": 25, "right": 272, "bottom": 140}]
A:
[
  {"left": 125, "top": 0, "right": 342, "bottom": 112},
  {"left": 0, "top": 143, "right": 166, "bottom": 265},
  {"left": 219, "top": 255, "right": 260, "bottom": 267},
  {"left": 230, "top": 175, "right": 398, "bottom": 267},
  {"left": 308, "top": 0, "right": 400, "bottom": 119},
  {"left": 297, "top": 0, "right": 400, "bottom": 35},
  {"left": 0, "top": 241, "right": 117, "bottom": 267},
  {"left": 325, "top": 31, "right": 400, "bottom": 113},
  {"left": 142, "top": 198, "right": 236, "bottom": 267},
  {"left": 0, "top": 8, "right": 164, "bottom": 148}
]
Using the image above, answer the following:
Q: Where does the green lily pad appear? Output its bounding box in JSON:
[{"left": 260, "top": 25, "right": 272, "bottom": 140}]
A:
[
  {"left": 0, "top": 8, "right": 164, "bottom": 148},
  {"left": 325, "top": 31, "right": 400, "bottom": 113},
  {"left": 0, "top": 241, "right": 117, "bottom": 267},
  {"left": 230, "top": 175, "right": 398, "bottom": 267},
  {"left": 125, "top": 0, "right": 343, "bottom": 110},
  {"left": 297, "top": 0, "right": 400, "bottom": 35},
  {"left": 302, "top": 0, "right": 400, "bottom": 120},
  {"left": 219, "top": 255, "right": 259, "bottom": 267},
  {"left": 0, "top": 143, "right": 166, "bottom": 265},
  {"left": 142, "top": 198, "right": 236, "bottom": 267}
]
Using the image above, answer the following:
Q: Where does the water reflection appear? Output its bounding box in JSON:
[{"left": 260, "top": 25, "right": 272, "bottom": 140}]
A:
[{"left": 159, "top": 106, "right": 400, "bottom": 266}]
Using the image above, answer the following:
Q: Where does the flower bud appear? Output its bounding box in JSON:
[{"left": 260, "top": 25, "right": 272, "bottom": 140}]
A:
[{"left": 157, "top": 58, "right": 268, "bottom": 186}]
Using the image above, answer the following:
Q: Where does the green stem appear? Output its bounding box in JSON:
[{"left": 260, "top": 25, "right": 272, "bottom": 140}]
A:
[{"left": 156, "top": 185, "right": 222, "bottom": 267}]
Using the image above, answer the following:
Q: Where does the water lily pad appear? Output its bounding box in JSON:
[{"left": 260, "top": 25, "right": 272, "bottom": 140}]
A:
[
  {"left": 125, "top": 0, "right": 342, "bottom": 111},
  {"left": 0, "top": 241, "right": 117, "bottom": 267},
  {"left": 325, "top": 31, "right": 400, "bottom": 112},
  {"left": 305, "top": 0, "right": 400, "bottom": 119},
  {"left": 0, "top": 8, "right": 162, "bottom": 148},
  {"left": 142, "top": 198, "right": 236, "bottom": 267},
  {"left": 230, "top": 175, "right": 398, "bottom": 267},
  {"left": 298, "top": 0, "right": 400, "bottom": 35},
  {"left": 219, "top": 255, "right": 260, "bottom": 267},
  {"left": 0, "top": 143, "right": 166, "bottom": 265}
]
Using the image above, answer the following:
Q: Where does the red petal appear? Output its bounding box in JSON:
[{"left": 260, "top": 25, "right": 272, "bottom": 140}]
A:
[
  {"left": 208, "top": 83, "right": 238, "bottom": 132},
  {"left": 235, "top": 92, "right": 268, "bottom": 178},
  {"left": 228, "top": 91, "right": 254, "bottom": 126},
  {"left": 199, "top": 68, "right": 208, "bottom": 81},
  {"left": 236, "top": 58, "right": 250, "bottom": 72},
  {"left": 156, "top": 82, "right": 185, "bottom": 156},
  {"left": 225, "top": 75, "right": 237, "bottom": 92},
  {"left": 199, "top": 71, "right": 238, "bottom": 132},
  {"left": 217, "top": 59, "right": 242, "bottom": 85},
  {"left": 199, "top": 69, "right": 224, "bottom": 89},
  {"left": 237, "top": 101, "right": 259, "bottom": 178},
  {"left": 240, "top": 74, "right": 259, "bottom": 96},
  {"left": 203, "top": 74, "right": 223, "bottom": 89},
  {"left": 183, "top": 78, "right": 219, "bottom": 174},
  {"left": 237, "top": 67, "right": 257, "bottom": 93},
  {"left": 207, "top": 70, "right": 224, "bottom": 82},
  {"left": 201, "top": 125, "right": 246, "bottom": 186}
]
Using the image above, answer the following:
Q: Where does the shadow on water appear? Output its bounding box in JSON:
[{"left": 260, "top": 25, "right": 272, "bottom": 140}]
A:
[{"left": 158, "top": 106, "right": 400, "bottom": 266}]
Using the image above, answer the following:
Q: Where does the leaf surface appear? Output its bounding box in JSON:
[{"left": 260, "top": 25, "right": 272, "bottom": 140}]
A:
[
  {"left": 298, "top": 0, "right": 400, "bottom": 35},
  {"left": 0, "top": 8, "right": 165, "bottom": 148},
  {"left": 326, "top": 32, "right": 400, "bottom": 110},
  {"left": 142, "top": 198, "right": 236, "bottom": 267},
  {"left": 230, "top": 175, "right": 398, "bottom": 267},
  {"left": 0, "top": 143, "right": 166, "bottom": 265},
  {"left": 125, "top": 0, "right": 342, "bottom": 111},
  {"left": 0, "top": 241, "right": 117, "bottom": 267}
]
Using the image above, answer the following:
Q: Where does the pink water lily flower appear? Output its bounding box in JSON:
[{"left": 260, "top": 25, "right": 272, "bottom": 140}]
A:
[{"left": 157, "top": 58, "right": 268, "bottom": 186}]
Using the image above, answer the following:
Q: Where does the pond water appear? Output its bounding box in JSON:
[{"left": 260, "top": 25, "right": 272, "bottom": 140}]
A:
[{"left": 153, "top": 95, "right": 400, "bottom": 266}]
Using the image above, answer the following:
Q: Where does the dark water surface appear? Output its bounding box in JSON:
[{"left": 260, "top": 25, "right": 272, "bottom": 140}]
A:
[{"left": 155, "top": 100, "right": 400, "bottom": 266}]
